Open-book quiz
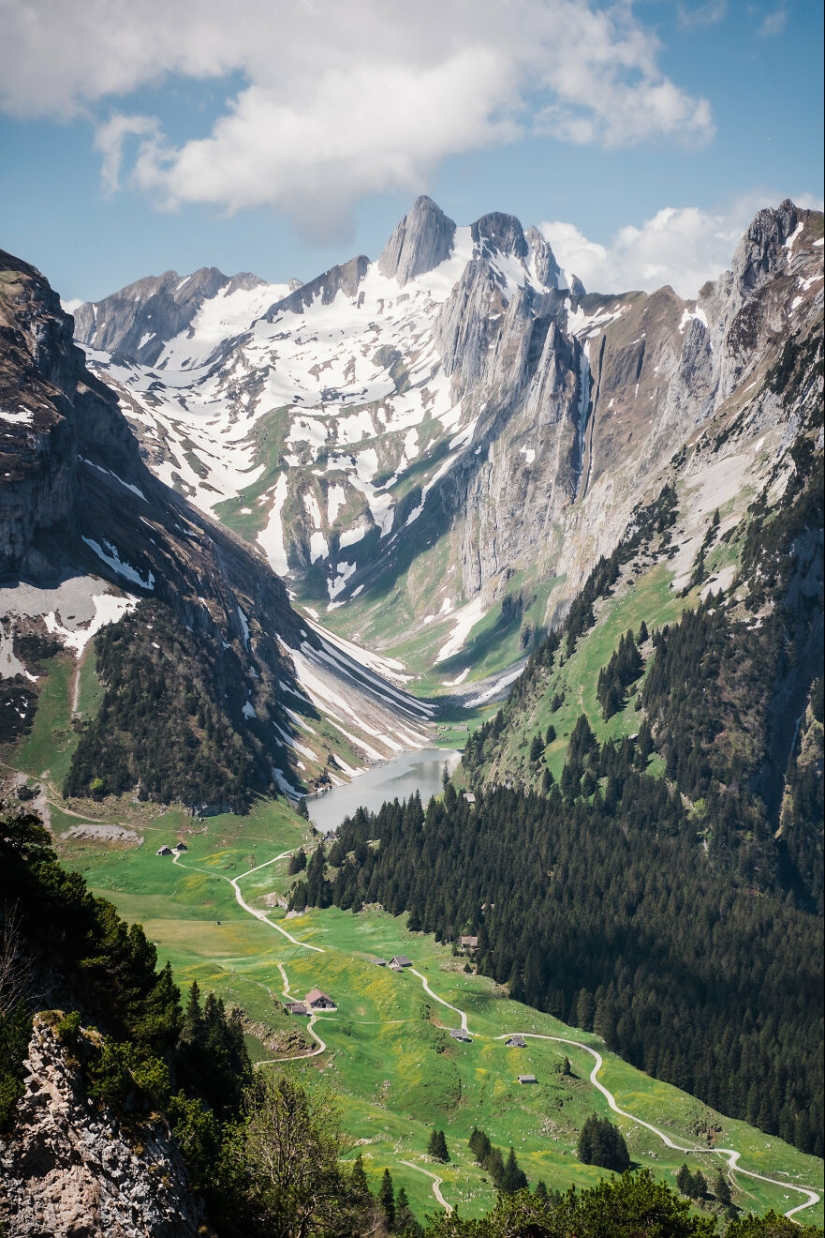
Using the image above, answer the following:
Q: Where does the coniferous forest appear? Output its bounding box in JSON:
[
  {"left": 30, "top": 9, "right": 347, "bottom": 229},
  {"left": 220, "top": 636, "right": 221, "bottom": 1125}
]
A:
[{"left": 303, "top": 440, "right": 824, "bottom": 1159}]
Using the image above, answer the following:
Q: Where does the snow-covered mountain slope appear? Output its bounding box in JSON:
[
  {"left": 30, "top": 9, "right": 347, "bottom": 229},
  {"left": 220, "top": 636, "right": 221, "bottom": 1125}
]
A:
[
  {"left": 0, "top": 248, "right": 433, "bottom": 804},
  {"left": 73, "top": 198, "right": 824, "bottom": 694}
]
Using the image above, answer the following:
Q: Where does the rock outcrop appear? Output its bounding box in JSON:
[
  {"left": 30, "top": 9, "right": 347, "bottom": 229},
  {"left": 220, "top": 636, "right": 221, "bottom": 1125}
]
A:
[
  {"left": 378, "top": 195, "right": 456, "bottom": 285},
  {"left": 0, "top": 1015, "right": 205, "bottom": 1238}
]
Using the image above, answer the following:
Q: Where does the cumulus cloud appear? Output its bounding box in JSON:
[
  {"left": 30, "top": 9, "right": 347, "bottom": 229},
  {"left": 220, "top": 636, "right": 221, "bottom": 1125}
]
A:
[
  {"left": 540, "top": 193, "right": 822, "bottom": 299},
  {"left": 0, "top": 0, "right": 714, "bottom": 228}
]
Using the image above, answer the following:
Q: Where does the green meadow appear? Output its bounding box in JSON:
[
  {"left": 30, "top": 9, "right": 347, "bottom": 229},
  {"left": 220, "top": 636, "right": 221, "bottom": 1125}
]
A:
[{"left": 51, "top": 810, "right": 824, "bottom": 1228}]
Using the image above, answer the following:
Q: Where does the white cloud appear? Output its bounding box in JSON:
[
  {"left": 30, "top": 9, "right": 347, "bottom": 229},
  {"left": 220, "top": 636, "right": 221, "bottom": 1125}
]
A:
[
  {"left": 0, "top": 0, "right": 714, "bottom": 229},
  {"left": 678, "top": 1, "right": 728, "bottom": 29},
  {"left": 95, "top": 114, "right": 161, "bottom": 194},
  {"left": 757, "top": 5, "right": 788, "bottom": 37},
  {"left": 540, "top": 192, "right": 823, "bottom": 299}
]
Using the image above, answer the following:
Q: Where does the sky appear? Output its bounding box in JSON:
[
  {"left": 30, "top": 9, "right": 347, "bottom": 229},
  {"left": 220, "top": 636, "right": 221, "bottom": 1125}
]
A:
[{"left": 0, "top": 0, "right": 822, "bottom": 304}]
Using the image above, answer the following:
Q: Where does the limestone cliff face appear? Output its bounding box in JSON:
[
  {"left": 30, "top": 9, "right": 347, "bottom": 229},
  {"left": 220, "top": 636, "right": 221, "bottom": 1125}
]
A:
[
  {"left": 67, "top": 199, "right": 823, "bottom": 682},
  {"left": 1, "top": 248, "right": 432, "bottom": 796},
  {"left": 378, "top": 195, "right": 456, "bottom": 286},
  {"left": 0, "top": 1015, "right": 205, "bottom": 1238}
]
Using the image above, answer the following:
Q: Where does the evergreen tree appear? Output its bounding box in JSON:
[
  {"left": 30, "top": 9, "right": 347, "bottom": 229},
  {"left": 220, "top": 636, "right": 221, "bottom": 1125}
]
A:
[
  {"left": 287, "top": 849, "right": 307, "bottom": 875},
  {"left": 427, "top": 1128, "right": 449, "bottom": 1162},
  {"left": 379, "top": 1168, "right": 395, "bottom": 1229},
  {"left": 469, "top": 1127, "right": 492, "bottom": 1163},
  {"left": 713, "top": 1170, "right": 731, "bottom": 1205},
  {"left": 676, "top": 1164, "right": 693, "bottom": 1196},
  {"left": 349, "top": 1153, "right": 371, "bottom": 1205},
  {"left": 577, "top": 1113, "right": 630, "bottom": 1172},
  {"left": 501, "top": 1146, "right": 528, "bottom": 1194}
]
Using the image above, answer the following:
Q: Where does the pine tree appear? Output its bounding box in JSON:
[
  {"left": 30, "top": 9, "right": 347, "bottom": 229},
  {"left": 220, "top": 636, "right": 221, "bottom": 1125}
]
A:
[
  {"left": 713, "top": 1170, "right": 731, "bottom": 1205},
  {"left": 428, "top": 1128, "right": 449, "bottom": 1162},
  {"left": 501, "top": 1146, "right": 528, "bottom": 1193},
  {"left": 350, "top": 1153, "right": 371, "bottom": 1204},
  {"left": 395, "top": 1186, "right": 421, "bottom": 1236},
  {"left": 676, "top": 1164, "right": 693, "bottom": 1196},
  {"left": 379, "top": 1168, "right": 395, "bottom": 1229},
  {"left": 181, "top": 980, "right": 203, "bottom": 1043}
]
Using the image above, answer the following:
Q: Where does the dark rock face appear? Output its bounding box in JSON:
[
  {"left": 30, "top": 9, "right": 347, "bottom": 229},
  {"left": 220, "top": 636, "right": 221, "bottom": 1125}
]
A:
[
  {"left": 471, "top": 211, "right": 528, "bottom": 261},
  {"left": 378, "top": 195, "right": 456, "bottom": 285},
  {"left": 266, "top": 255, "right": 370, "bottom": 317},
  {"left": 73, "top": 266, "right": 266, "bottom": 365},
  {"left": 0, "top": 245, "right": 316, "bottom": 799}
]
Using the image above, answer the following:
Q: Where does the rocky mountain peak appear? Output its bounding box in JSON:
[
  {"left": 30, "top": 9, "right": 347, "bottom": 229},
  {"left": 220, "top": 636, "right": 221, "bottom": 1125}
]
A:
[
  {"left": 378, "top": 195, "right": 457, "bottom": 286},
  {"left": 471, "top": 211, "right": 528, "bottom": 261},
  {"left": 525, "top": 224, "right": 563, "bottom": 289},
  {"left": 730, "top": 197, "right": 802, "bottom": 295}
]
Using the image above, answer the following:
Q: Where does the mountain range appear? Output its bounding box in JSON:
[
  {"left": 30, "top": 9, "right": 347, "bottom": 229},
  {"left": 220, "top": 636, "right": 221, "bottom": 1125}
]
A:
[
  {"left": 70, "top": 196, "right": 824, "bottom": 703},
  {"left": 0, "top": 193, "right": 823, "bottom": 1235}
]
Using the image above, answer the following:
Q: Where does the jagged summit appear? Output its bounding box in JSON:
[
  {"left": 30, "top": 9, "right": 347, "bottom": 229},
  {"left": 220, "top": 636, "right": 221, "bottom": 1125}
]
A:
[
  {"left": 378, "top": 195, "right": 457, "bottom": 286},
  {"left": 73, "top": 265, "right": 289, "bottom": 367},
  {"left": 471, "top": 211, "right": 528, "bottom": 260},
  {"left": 65, "top": 198, "right": 823, "bottom": 693}
]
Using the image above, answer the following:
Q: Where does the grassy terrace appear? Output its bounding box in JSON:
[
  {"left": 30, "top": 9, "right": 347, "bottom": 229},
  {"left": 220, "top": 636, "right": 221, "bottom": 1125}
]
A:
[{"left": 51, "top": 808, "right": 824, "bottom": 1227}]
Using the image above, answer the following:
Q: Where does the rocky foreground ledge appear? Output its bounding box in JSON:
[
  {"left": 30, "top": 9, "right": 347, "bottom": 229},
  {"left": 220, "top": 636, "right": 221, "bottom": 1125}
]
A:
[{"left": 0, "top": 1014, "right": 205, "bottom": 1238}]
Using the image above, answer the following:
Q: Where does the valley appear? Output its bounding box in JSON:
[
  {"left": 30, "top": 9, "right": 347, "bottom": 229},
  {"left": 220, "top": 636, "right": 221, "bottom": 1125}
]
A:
[
  {"left": 49, "top": 806, "right": 825, "bottom": 1225},
  {"left": 0, "top": 191, "right": 822, "bottom": 1235}
]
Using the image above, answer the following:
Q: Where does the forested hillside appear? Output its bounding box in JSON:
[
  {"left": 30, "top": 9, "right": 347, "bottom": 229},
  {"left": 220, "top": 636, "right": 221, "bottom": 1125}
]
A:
[{"left": 301, "top": 392, "right": 824, "bottom": 1158}]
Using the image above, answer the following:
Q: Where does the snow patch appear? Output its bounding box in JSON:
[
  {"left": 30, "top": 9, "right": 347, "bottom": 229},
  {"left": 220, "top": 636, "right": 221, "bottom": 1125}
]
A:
[
  {"left": 82, "top": 537, "right": 154, "bottom": 589},
  {"left": 435, "top": 596, "right": 487, "bottom": 664},
  {"left": 256, "top": 473, "right": 290, "bottom": 575},
  {"left": 45, "top": 593, "right": 138, "bottom": 655}
]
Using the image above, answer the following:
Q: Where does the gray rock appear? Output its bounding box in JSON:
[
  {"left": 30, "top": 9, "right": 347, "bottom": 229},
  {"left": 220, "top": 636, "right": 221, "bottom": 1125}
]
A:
[
  {"left": 266, "top": 255, "right": 369, "bottom": 316},
  {"left": 0, "top": 1015, "right": 205, "bottom": 1237},
  {"left": 73, "top": 266, "right": 264, "bottom": 366},
  {"left": 471, "top": 211, "right": 528, "bottom": 261},
  {"left": 378, "top": 195, "right": 456, "bottom": 285}
]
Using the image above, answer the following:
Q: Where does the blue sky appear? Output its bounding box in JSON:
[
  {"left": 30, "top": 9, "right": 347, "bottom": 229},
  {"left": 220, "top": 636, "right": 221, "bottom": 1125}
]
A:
[{"left": 0, "top": 0, "right": 821, "bottom": 303}]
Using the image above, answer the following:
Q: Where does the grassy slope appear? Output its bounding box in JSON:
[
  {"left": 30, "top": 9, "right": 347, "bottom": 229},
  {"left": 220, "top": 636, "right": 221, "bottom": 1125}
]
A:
[
  {"left": 53, "top": 813, "right": 823, "bottom": 1227},
  {"left": 484, "top": 549, "right": 722, "bottom": 786}
]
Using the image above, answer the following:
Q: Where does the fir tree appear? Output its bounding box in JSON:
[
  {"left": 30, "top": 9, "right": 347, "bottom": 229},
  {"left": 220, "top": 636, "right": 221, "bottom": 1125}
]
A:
[{"left": 379, "top": 1168, "right": 395, "bottom": 1229}]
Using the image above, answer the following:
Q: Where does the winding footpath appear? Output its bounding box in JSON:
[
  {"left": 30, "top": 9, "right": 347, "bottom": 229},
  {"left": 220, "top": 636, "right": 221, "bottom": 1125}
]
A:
[
  {"left": 409, "top": 967, "right": 468, "bottom": 1032},
  {"left": 399, "top": 1162, "right": 453, "bottom": 1213},
  {"left": 253, "top": 963, "right": 328, "bottom": 1067},
  {"left": 172, "top": 850, "right": 325, "bottom": 952},
  {"left": 174, "top": 848, "right": 821, "bottom": 1224},
  {"left": 491, "top": 1026, "right": 821, "bottom": 1222}
]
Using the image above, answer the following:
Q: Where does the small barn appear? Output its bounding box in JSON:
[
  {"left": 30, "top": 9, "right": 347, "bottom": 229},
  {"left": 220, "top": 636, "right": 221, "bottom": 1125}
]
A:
[
  {"left": 518, "top": 1074, "right": 538, "bottom": 1084},
  {"left": 389, "top": 955, "right": 412, "bottom": 968},
  {"left": 285, "top": 1001, "right": 310, "bottom": 1016},
  {"left": 374, "top": 958, "right": 387, "bottom": 967},
  {"left": 462, "top": 792, "right": 476, "bottom": 804},
  {"left": 458, "top": 935, "right": 479, "bottom": 951},
  {"left": 449, "top": 1029, "right": 473, "bottom": 1043},
  {"left": 156, "top": 846, "right": 173, "bottom": 856},
  {"left": 305, "top": 988, "right": 336, "bottom": 1011},
  {"left": 506, "top": 1034, "right": 527, "bottom": 1048},
  {"left": 173, "top": 842, "right": 188, "bottom": 852}
]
